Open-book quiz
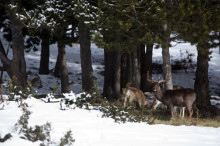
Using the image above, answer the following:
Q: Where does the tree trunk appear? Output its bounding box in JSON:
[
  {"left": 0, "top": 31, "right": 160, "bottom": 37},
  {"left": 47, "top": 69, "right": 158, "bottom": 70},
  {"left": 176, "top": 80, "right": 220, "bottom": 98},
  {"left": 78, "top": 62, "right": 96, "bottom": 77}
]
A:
[
  {"left": 79, "top": 21, "right": 93, "bottom": 92},
  {"left": 162, "top": 43, "right": 173, "bottom": 90},
  {"left": 219, "top": 33, "right": 220, "bottom": 54},
  {"left": 57, "top": 28, "right": 70, "bottom": 93},
  {"left": 140, "top": 44, "right": 153, "bottom": 92},
  {"left": 162, "top": 24, "right": 173, "bottom": 90},
  {"left": 140, "top": 44, "right": 147, "bottom": 91},
  {"left": 0, "top": 0, "right": 27, "bottom": 88},
  {"left": 130, "top": 47, "right": 141, "bottom": 89},
  {"left": 103, "top": 50, "right": 121, "bottom": 101},
  {"left": 0, "top": 40, "right": 9, "bottom": 85},
  {"left": 9, "top": 14, "right": 27, "bottom": 87},
  {"left": 54, "top": 54, "right": 60, "bottom": 77},
  {"left": 194, "top": 43, "right": 215, "bottom": 117},
  {"left": 121, "top": 53, "right": 131, "bottom": 89},
  {"left": 39, "top": 29, "right": 50, "bottom": 74}
]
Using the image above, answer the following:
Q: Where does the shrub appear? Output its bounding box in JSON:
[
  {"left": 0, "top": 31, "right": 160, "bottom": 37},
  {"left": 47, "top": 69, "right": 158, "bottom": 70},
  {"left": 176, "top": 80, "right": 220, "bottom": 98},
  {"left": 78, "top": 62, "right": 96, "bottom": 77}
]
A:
[
  {"left": 14, "top": 106, "right": 52, "bottom": 145},
  {"left": 3, "top": 76, "right": 35, "bottom": 104},
  {"left": 60, "top": 130, "right": 75, "bottom": 146}
]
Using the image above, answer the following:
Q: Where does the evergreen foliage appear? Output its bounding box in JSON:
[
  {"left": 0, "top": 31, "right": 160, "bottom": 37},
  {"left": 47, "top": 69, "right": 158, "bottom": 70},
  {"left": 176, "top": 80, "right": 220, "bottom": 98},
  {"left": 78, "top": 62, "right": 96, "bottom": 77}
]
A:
[
  {"left": 3, "top": 76, "right": 35, "bottom": 101},
  {"left": 179, "top": 0, "right": 219, "bottom": 49},
  {"left": 59, "top": 130, "right": 75, "bottom": 146}
]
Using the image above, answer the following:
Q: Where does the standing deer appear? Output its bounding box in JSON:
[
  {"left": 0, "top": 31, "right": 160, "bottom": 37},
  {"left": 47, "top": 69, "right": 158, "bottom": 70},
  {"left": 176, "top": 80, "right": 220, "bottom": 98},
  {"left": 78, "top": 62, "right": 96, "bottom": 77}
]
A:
[
  {"left": 147, "top": 71, "right": 199, "bottom": 119},
  {"left": 147, "top": 85, "right": 186, "bottom": 117}
]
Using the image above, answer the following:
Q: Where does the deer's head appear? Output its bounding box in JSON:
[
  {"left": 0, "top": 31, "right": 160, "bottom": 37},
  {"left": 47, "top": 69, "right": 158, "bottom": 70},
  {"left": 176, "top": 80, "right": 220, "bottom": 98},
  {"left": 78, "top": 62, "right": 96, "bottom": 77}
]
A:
[{"left": 147, "top": 71, "right": 168, "bottom": 92}]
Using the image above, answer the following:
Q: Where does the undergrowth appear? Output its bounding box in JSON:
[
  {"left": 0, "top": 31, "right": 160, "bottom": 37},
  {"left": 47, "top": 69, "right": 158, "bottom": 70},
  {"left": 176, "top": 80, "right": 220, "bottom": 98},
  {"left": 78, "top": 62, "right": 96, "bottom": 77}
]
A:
[
  {"left": 14, "top": 105, "right": 75, "bottom": 145},
  {"left": 61, "top": 90, "right": 220, "bottom": 127}
]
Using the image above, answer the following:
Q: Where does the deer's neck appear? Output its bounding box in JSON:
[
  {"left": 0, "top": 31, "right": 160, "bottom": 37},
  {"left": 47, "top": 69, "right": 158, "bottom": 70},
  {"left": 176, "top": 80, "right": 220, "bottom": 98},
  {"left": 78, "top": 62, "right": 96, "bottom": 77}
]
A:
[{"left": 155, "top": 89, "right": 164, "bottom": 101}]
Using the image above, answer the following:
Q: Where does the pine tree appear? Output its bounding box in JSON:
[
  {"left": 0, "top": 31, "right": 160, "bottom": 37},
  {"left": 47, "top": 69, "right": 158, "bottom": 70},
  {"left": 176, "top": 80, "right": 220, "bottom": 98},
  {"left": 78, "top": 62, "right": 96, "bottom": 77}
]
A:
[
  {"left": 94, "top": 0, "right": 182, "bottom": 99},
  {"left": 17, "top": 0, "right": 85, "bottom": 93},
  {"left": 179, "top": 0, "right": 220, "bottom": 117},
  {"left": 0, "top": 0, "right": 36, "bottom": 87},
  {"left": 74, "top": 0, "right": 98, "bottom": 93}
]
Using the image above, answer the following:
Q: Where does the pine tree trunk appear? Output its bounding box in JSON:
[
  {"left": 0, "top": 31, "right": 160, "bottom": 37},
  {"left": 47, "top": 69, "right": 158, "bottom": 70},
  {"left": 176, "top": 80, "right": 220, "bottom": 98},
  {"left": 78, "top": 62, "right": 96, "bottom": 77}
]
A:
[
  {"left": 219, "top": 33, "right": 220, "bottom": 54},
  {"left": 121, "top": 53, "right": 131, "bottom": 89},
  {"left": 39, "top": 30, "right": 50, "bottom": 74},
  {"left": 103, "top": 50, "right": 121, "bottom": 101},
  {"left": 130, "top": 47, "right": 141, "bottom": 89},
  {"left": 194, "top": 43, "right": 215, "bottom": 117},
  {"left": 162, "top": 24, "right": 173, "bottom": 90},
  {"left": 9, "top": 14, "right": 27, "bottom": 87},
  {"left": 54, "top": 54, "right": 60, "bottom": 77},
  {"left": 140, "top": 44, "right": 153, "bottom": 92},
  {"left": 79, "top": 21, "right": 93, "bottom": 92},
  {"left": 162, "top": 43, "right": 173, "bottom": 90},
  {"left": 0, "top": 40, "right": 9, "bottom": 85},
  {"left": 57, "top": 28, "right": 70, "bottom": 93}
]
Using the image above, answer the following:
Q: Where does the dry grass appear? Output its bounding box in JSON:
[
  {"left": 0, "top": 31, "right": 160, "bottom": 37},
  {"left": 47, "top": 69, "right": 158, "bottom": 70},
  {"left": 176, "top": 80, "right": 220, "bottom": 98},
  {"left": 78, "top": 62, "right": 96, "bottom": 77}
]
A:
[{"left": 147, "top": 108, "right": 220, "bottom": 127}]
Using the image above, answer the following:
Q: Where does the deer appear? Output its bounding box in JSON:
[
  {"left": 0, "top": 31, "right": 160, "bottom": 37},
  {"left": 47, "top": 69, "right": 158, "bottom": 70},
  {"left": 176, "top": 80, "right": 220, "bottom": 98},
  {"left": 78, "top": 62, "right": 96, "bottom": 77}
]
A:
[
  {"left": 147, "top": 71, "right": 199, "bottom": 119},
  {"left": 148, "top": 85, "right": 186, "bottom": 117},
  {"left": 122, "top": 87, "right": 150, "bottom": 110}
]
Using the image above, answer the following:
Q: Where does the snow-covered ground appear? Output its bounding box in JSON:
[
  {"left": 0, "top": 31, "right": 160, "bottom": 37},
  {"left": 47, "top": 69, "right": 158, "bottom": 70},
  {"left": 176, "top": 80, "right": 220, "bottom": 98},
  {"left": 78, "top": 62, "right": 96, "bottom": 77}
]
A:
[
  {"left": 1, "top": 98, "right": 220, "bottom": 146},
  {"left": 0, "top": 33, "right": 220, "bottom": 145}
]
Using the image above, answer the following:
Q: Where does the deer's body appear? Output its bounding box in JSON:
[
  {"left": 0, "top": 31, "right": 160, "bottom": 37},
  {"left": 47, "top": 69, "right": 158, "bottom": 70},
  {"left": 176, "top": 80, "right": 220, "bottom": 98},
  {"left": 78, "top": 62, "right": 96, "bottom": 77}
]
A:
[
  {"left": 154, "top": 85, "right": 199, "bottom": 118},
  {"left": 147, "top": 71, "right": 199, "bottom": 119},
  {"left": 123, "top": 87, "right": 149, "bottom": 109}
]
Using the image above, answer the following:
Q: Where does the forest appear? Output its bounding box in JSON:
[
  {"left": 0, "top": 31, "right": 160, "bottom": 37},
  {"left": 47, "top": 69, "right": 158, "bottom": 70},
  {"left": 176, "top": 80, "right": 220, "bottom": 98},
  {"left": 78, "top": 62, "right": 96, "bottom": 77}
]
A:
[{"left": 0, "top": 0, "right": 220, "bottom": 145}]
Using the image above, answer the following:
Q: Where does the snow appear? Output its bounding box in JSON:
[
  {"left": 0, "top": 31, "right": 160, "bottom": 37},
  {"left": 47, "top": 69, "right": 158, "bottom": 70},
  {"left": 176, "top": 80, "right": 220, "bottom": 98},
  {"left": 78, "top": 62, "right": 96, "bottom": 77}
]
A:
[
  {"left": 1, "top": 98, "right": 220, "bottom": 146},
  {"left": 0, "top": 31, "right": 220, "bottom": 145}
]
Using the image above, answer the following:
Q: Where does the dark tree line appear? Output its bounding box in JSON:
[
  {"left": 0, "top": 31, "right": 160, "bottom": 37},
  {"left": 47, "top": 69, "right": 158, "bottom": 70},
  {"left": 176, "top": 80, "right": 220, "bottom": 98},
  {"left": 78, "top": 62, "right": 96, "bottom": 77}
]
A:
[{"left": 0, "top": 0, "right": 219, "bottom": 117}]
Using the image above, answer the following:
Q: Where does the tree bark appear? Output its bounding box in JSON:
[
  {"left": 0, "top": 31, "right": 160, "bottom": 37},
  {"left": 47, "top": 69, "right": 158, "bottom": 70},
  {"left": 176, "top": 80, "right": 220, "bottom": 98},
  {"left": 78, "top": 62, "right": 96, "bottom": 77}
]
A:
[
  {"left": 103, "top": 50, "right": 121, "bottom": 101},
  {"left": 121, "top": 53, "right": 131, "bottom": 89},
  {"left": 162, "top": 40, "right": 173, "bottom": 90},
  {"left": 9, "top": 14, "right": 27, "bottom": 87},
  {"left": 219, "top": 33, "right": 220, "bottom": 54},
  {"left": 194, "top": 43, "right": 215, "bottom": 117},
  {"left": 79, "top": 21, "right": 93, "bottom": 92},
  {"left": 57, "top": 28, "right": 70, "bottom": 93},
  {"left": 0, "top": 1, "right": 27, "bottom": 88},
  {"left": 130, "top": 47, "right": 141, "bottom": 89},
  {"left": 39, "top": 29, "right": 50, "bottom": 74},
  {"left": 140, "top": 44, "right": 153, "bottom": 92},
  {"left": 161, "top": 24, "right": 173, "bottom": 90},
  {"left": 54, "top": 54, "right": 60, "bottom": 77}
]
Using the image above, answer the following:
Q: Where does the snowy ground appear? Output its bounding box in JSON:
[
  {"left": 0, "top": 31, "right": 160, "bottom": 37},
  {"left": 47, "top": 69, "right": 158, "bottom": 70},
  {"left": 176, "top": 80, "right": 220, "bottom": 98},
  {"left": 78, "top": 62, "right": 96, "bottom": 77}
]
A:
[
  {"left": 1, "top": 98, "right": 220, "bottom": 146},
  {"left": 0, "top": 33, "right": 220, "bottom": 145}
]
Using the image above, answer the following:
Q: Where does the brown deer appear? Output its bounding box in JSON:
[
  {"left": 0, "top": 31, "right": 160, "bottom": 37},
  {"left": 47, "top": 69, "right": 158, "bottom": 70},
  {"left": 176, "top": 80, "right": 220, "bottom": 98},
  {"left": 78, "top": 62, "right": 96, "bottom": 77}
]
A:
[
  {"left": 147, "top": 71, "right": 199, "bottom": 119},
  {"left": 145, "top": 85, "right": 186, "bottom": 117},
  {"left": 122, "top": 87, "right": 149, "bottom": 109},
  {"left": 148, "top": 85, "right": 185, "bottom": 116}
]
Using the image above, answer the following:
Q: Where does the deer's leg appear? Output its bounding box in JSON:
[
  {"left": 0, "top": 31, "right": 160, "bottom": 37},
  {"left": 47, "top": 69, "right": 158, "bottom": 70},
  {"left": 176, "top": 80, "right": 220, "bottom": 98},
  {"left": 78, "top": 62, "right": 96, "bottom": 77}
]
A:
[
  {"left": 178, "top": 107, "right": 181, "bottom": 117},
  {"left": 136, "top": 102, "right": 141, "bottom": 110},
  {"left": 188, "top": 108, "right": 193, "bottom": 118},
  {"left": 169, "top": 105, "right": 174, "bottom": 119},
  {"left": 179, "top": 107, "right": 185, "bottom": 118},
  {"left": 186, "top": 104, "right": 193, "bottom": 118},
  {"left": 123, "top": 97, "right": 128, "bottom": 107},
  {"left": 192, "top": 103, "right": 199, "bottom": 118},
  {"left": 182, "top": 107, "right": 185, "bottom": 118},
  {"left": 174, "top": 106, "right": 178, "bottom": 117}
]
